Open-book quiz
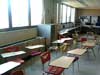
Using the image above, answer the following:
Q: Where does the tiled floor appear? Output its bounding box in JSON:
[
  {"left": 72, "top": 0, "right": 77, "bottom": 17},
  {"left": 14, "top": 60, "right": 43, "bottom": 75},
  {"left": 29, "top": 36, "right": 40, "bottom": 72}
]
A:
[
  {"left": 17, "top": 34, "right": 100, "bottom": 75},
  {"left": 21, "top": 43, "right": 100, "bottom": 75}
]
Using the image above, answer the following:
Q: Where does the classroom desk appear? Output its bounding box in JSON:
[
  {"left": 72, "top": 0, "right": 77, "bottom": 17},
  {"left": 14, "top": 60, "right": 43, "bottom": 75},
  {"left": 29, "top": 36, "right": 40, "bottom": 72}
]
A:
[
  {"left": 52, "top": 38, "right": 73, "bottom": 44},
  {"left": 1, "top": 51, "right": 26, "bottom": 58},
  {"left": 0, "top": 49, "right": 41, "bottom": 75},
  {"left": 82, "top": 41, "right": 96, "bottom": 47},
  {"left": 67, "top": 48, "right": 87, "bottom": 55},
  {"left": 25, "top": 45, "right": 45, "bottom": 49},
  {"left": 0, "top": 61, "right": 21, "bottom": 75},
  {"left": 96, "top": 35, "right": 100, "bottom": 43},
  {"left": 49, "top": 56, "right": 74, "bottom": 68},
  {"left": 59, "top": 27, "right": 80, "bottom": 35},
  {"left": 0, "top": 45, "right": 44, "bottom": 75}
]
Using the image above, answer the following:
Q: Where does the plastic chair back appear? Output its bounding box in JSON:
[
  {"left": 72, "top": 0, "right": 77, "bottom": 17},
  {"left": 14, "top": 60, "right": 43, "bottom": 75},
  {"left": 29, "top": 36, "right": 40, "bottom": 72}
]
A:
[
  {"left": 10, "top": 70, "right": 24, "bottom": 75},
  {"left": 80, "top": 38, "right": 87, "bottom": 42},
  {"left": 4, "top": 46, "right": 19, "bottom": 52},
  {"left": 60, "top": 43, "right": 69, "bottom": 53},
  {"left": 40, "top": 51, "right": 51, "bottom": 64}
]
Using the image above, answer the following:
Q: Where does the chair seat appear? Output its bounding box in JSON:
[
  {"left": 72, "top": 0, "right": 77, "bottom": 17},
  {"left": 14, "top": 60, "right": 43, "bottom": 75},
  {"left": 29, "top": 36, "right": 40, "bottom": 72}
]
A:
[
  {"left": 79, "top": 38, "right": 87, "bottom": 42},
  {"left": 45, "top": 66, "right": 64, "bottom": 75},
  {"left": 10, "top": 70, "right": 24, "bottom": 75},
  {"left": 31, "top": 51, "right": 41, "bottom": 56},
  {"left": 12, "top": 58, "right": 24, "bottom": 64}
]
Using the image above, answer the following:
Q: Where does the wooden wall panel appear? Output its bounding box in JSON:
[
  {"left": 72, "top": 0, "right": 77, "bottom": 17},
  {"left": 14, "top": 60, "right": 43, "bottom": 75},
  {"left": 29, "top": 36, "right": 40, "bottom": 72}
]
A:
[{"left": 0, "top": 28, "right": 37, "bottom": 46}]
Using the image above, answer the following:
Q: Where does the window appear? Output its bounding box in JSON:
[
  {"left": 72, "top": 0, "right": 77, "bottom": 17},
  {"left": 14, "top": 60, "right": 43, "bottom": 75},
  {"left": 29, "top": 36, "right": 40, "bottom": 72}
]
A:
[
  {"left": 0, "top": 0, "right": 9, "bottom": 29},
  {"left": 59, "top": 4, "right": 63, "bottom": 23},
  {"left": 30, "top": 0, "right": 43, "bottom": 25},
  {"left": 70, "top": 8, "right": 75, "bottom": 22},
  {"left": 62, "top": 4, "right": 67, "bottom": 23},
  {"left": 57, "top": 3, "right": 75, "bottom": 24},
  {"left": 11, "top": 0, "right": 28, "bottom": 27},
  {"left": 66, "top": 6, "right": 71, "bottom": 22},
  {"left": 56, "top": 3, "right": 59, "bottom": 23}
]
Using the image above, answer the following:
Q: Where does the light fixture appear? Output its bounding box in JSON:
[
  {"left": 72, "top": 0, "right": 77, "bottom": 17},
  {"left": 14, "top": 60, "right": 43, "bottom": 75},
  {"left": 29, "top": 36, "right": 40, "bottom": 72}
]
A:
[
  {"left": 62, "top": 0, "right": 86, "bottom": 8},
  {"left": 76, "top": 0, "right": 88, "bottom": 6}
]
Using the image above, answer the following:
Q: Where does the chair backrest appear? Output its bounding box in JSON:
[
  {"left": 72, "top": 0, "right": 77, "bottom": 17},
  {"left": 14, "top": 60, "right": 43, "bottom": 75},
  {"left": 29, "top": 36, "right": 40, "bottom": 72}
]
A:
[
  {"left": 58, "top": 34, "right": 65, "bottom": 39},
  {"left": 87, "top": 32, "right": 94, "bottom": 36},
  {"left": 80, "top": 37, "right": 87, "bottom": 42},
  {"left": 10, "top": 70, "right": 24, "bottom": 75},
  {"left": 72, "top": 33, "right": 78, "bottom": 39},
  {"left": 40, "top": 51, "right": 51, "bottom": 64},
  {"left": 4, "top": 46, "right": 19, "bottom": 52},
  {"left": 73, "top": 56, "right": 79, "bottom": 63}
]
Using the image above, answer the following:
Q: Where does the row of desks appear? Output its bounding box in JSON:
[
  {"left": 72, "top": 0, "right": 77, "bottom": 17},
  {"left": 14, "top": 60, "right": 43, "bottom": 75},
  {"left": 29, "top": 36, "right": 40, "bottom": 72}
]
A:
[
  {"left": 0, "top": 46, "right": 87, "bottom": 75},
  {"left": 0, "top": 44, "right": 45, "bottom": 75},
  {"left": 49, "top": 37, "right": 97, "bottom": 69},
  {"left": 0, "top": 61, "right": 21, "bottom": 75},
  {"left": 50, "top": 48, "right": 87, "bottom": 68},
  {"left": 0, "top": 35, "right": 98, "bottom": 75}
]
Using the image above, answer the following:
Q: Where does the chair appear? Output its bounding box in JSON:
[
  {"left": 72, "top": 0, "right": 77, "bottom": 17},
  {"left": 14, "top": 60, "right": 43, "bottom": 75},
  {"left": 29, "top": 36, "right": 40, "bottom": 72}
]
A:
[
  {"left": 82, "top": 40, "right": 96, "bottom": 58},
  {"left": 58, "top": 34, "right": 65, "bottom": 39},
  {"left": 60, "top": 43, "right": 69, "bottom": 55},
  {"left": 4, "top": 46, "right": 19, "bottom": 52},
  {"left": 85, "top": 44, "right": 96, "bottom": 58},
  {"left": 30, "top": 50, "right": 41, "bottom": 56},
  {"left": 79, "top": 37, "right": 87, "bottom": 48},
  {"left": 40, "top": 51, "right": 64, "bottom": 75},
  {"left": 72, "top": 39, "right": 78, "bottom": 49},
  {"left": 4, "top": 46, "right": 24, "bottom": 63},
  {"left": 10, "top": 70, "right": 24, "bottom": 75},
  {"left": 80, "top": 37, "right": 87, "bottom": 43},
  {"left": 67, "top": 50, "right": 80, "bottom": 72},
  {"left": 49, "top": 46, "right": 58, "bottom": 56},
  {"left": 72, "top": 33, "right": 79, "bottom": 41},
  {"left": 72, "top": 56, "right": 79, "bottom": 73},
  {"left": 96, "top": 36, "right": 100, "bottom": 52},
  {"left": 86, "top": 32, "right": 95, "bottom": 40}
]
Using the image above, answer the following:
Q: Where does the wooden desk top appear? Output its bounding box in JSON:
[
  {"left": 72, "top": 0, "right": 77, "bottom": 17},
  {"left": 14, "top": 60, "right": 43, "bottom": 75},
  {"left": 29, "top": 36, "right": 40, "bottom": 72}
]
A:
[
  {"left": 52, "top": 40, "right": 65, "bottom": 44},
  {"left": 0, "top": 61, "right": 21, "bottom": 75},
  {"left": 67, "top": 48, "right": 87, "bottom": 55},
  {"left": 1, "top": 51, "right": 26, "bottom": 58},
  {"left": 49, "top": 56, "right": 74, "bottom": 68},
  {"left": 61, "top": 38, "right": 73, "bottom": 41},
  {"left": 52, "top": 38, "right": 73, "bottom": 44},
  {"left": 59, "top": 27, "right": 79, "bottom": 35},
  {"left": 25, "top": 45, "right": 45, "bottom": 49},
  {"left": 82, "top": 41, "right": 95, "bottom": 47}
]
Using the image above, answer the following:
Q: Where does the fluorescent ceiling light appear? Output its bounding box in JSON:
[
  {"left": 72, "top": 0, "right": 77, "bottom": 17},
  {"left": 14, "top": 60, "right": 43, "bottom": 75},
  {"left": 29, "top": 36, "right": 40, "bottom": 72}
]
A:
[
  {"left": 76, "top": 0, "right": 88, "bottom": 6},
  {"left": 62, "top": 0, "right": 86, "bottom": 8}
]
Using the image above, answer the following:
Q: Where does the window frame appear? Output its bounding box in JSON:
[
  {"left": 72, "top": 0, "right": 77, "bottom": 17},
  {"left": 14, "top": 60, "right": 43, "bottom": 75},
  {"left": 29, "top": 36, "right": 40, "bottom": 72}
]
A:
[
  {"left": 57, "top": 3, "right": 76, "bottom": 23},
  {"left": 0, "top": 0, "right": 43, "bottom": 31}
]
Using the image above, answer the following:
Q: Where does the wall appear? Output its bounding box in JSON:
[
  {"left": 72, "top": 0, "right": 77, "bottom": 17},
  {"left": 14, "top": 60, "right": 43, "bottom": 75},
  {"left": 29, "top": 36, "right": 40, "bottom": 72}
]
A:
[
  {"left": 44, "top": 0, "right": 59, "bottom": 23},
  {"left": 0, "top": 28, "right": 37, "bottom": 47},
  {"left": 0, "top": 0, "right": 57, "bottom": 47},
  {"left": 76, "top": 9, "right": 100, "bottom": 17},
  {"left": 44, "top": 0, "right": 55, "bottom": 23},
  {"left": 75, "top": 9, "right": 100, "bottom": 34}
]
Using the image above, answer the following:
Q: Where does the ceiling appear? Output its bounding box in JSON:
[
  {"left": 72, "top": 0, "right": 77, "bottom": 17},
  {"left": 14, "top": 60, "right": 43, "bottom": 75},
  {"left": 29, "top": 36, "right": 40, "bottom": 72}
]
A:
[{"left": 62, "top": 0, "right": 100, "bottom": 9}]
